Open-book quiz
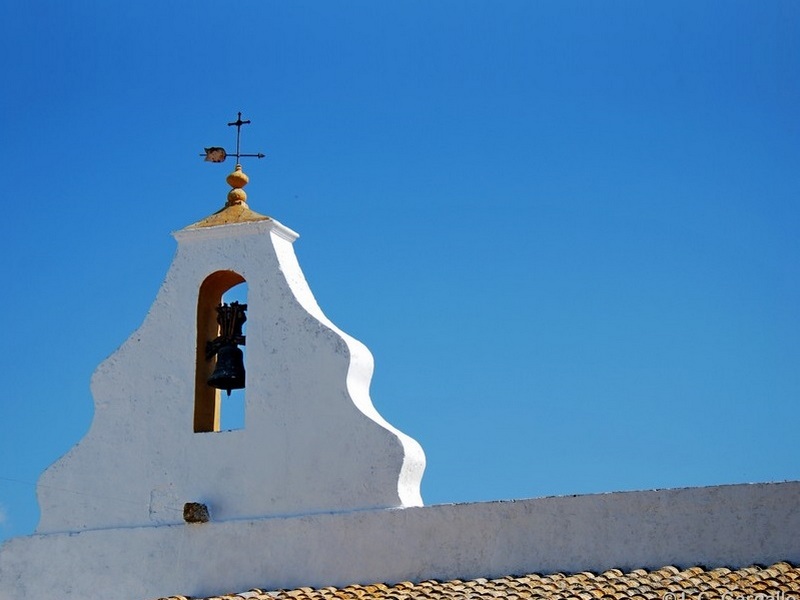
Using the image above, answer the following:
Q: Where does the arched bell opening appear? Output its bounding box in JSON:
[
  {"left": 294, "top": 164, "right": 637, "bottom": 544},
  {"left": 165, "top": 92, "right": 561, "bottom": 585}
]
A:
[{"left": 194, "top": 270, "right": 248, "bottom": 433}]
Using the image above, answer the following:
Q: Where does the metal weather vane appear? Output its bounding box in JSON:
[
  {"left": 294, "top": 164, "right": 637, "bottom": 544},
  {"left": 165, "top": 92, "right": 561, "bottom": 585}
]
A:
[{"left": 201, "top": 112, "right": 265, "bottom": 163}]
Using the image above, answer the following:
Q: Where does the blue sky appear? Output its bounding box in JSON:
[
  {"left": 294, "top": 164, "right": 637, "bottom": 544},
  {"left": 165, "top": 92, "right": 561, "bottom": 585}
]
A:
[{"left": 1, "top": 2, "right": 798, "bottom": 544}]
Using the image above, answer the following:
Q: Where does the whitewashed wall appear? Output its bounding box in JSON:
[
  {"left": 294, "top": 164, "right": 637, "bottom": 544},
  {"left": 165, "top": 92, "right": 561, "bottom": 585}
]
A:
[
  {"left": 1, "top": 482, "right": 798, "bottom": 600},
  {"left": 1, "top": 217, "right": 797, "bottom": 600},
  {"left": 35, "top": 218, "right": 424, "bottom": 534}
]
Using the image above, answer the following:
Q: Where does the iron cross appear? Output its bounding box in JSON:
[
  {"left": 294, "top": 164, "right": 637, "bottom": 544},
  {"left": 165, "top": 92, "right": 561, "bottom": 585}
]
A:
[{"left": 202, "top": 111, "right": 265, "bottom": 163}]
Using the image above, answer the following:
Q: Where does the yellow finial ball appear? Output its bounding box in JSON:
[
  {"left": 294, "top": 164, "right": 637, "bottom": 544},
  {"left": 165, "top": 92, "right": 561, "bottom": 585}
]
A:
[
  {"left": 227, "top": 188, "right": 248, "bottom": 205},
  {"left": 226, "top": 164, "right": 249, "bottom": 189}
]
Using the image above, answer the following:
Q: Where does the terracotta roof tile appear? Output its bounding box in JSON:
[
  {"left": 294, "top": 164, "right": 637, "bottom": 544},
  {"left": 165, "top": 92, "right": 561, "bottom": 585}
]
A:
[{"left": 156, "top": 563, "right": 799, "bottom": 600}]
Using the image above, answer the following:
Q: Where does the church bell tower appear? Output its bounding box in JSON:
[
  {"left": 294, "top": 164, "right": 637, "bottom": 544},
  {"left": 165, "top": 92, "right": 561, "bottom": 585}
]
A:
[{"left": 35, "top": 113, "right": 426, "bottom": 534}]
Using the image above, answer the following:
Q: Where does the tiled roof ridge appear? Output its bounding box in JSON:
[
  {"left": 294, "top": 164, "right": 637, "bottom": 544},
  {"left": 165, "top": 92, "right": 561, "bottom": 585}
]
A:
[{"left": 156, "top": 561, "right": 800, "bottom": 600}]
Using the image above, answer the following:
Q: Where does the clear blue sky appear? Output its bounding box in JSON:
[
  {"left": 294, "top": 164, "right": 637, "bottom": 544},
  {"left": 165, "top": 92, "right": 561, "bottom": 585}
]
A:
[{"left": 1, "top": 2, "right": 798, "bottom": 544}]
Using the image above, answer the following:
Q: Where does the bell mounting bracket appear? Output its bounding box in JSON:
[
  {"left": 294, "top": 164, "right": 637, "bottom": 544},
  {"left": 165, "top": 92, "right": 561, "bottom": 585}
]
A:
[{"left": 206, "top": 302, "right": 247, "bottom": 359}]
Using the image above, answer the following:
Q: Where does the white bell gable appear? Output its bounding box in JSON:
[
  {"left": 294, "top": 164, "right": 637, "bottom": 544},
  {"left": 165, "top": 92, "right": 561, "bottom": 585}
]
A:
[{"left": 37, "top": 210, "right": 424, "bottom": 534}]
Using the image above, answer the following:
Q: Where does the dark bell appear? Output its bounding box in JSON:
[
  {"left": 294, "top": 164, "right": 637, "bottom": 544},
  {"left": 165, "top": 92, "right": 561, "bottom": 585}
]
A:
[{"left": 207, "top": 344, "right": 245, "bottom": 396}]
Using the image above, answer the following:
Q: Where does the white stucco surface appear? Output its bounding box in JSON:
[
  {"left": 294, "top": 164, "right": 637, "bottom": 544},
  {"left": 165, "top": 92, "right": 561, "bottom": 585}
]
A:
[
  {"left": 1, "top": 482, "right": 798, "bottom": 600},
  {"left": 34, "top": 217, "right": 425, "bottom": 535},
  {"left": 2, "top": 215, "right": 797, "bottom": 600}
]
